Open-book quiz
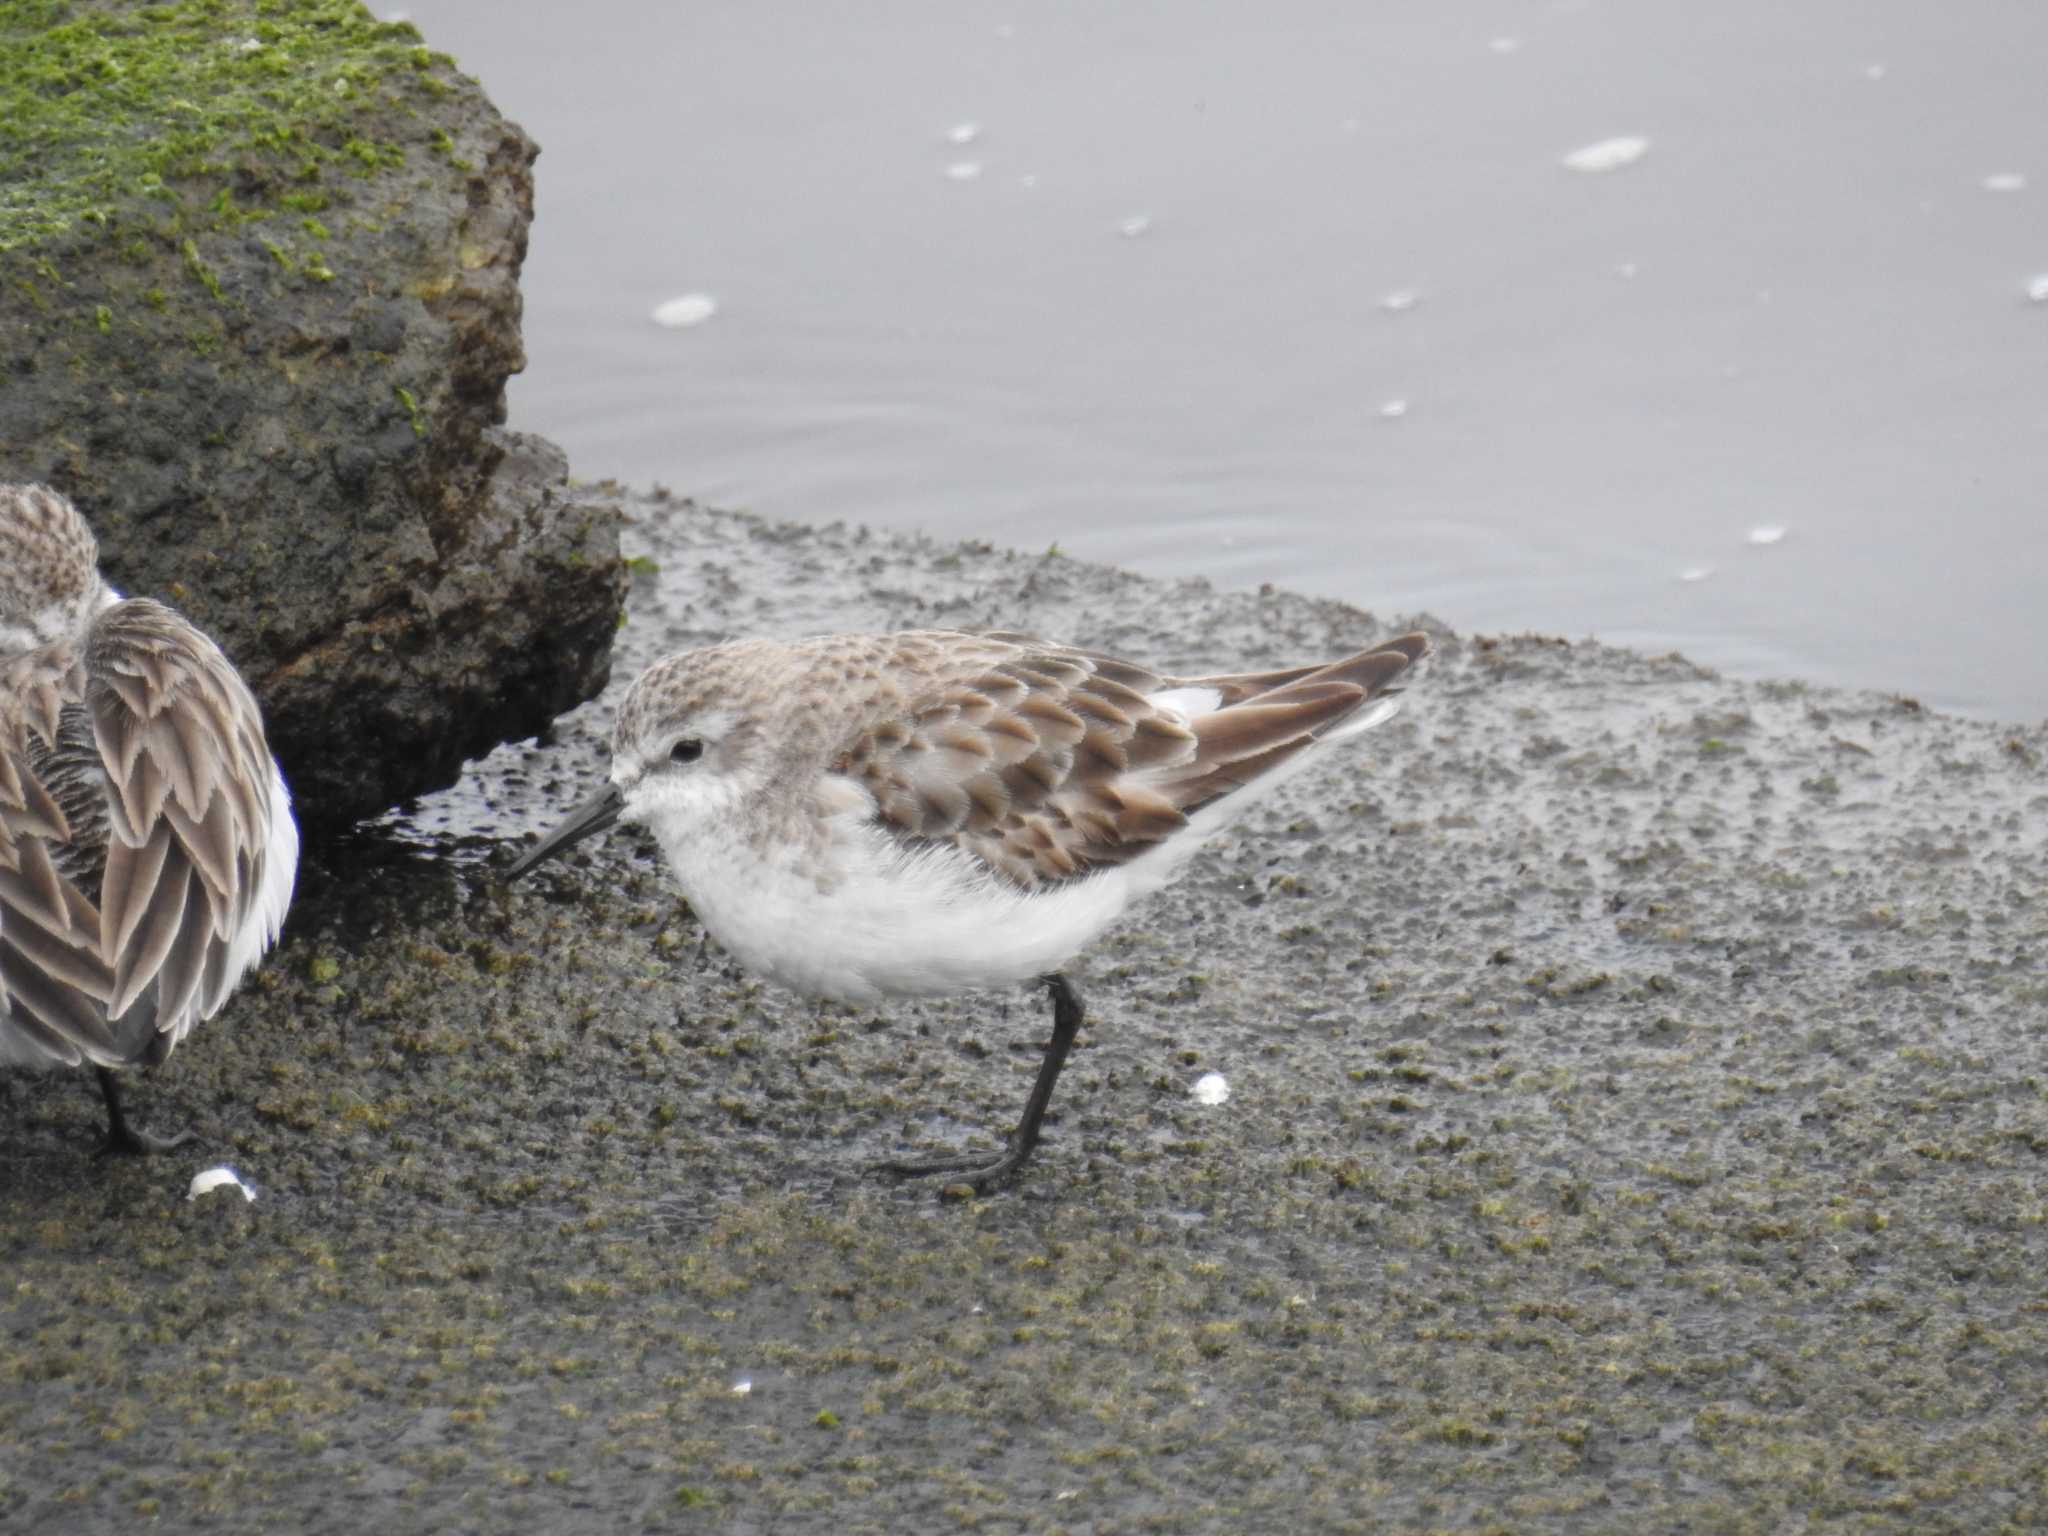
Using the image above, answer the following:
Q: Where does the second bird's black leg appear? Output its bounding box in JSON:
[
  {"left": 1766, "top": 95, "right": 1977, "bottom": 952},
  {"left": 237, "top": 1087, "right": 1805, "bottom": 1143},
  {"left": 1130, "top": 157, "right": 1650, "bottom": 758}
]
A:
[
  {"left": 878, "top": 972, "right": 1085, "bottom": 1190},
  {"left": 95, "top": 1067, "right": 192, "bottom": 1156}
]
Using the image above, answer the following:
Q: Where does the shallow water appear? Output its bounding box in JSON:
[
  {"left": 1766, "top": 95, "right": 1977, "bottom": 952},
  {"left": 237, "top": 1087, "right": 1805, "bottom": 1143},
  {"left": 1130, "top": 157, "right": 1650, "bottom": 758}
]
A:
[{"left": 398, "top": 0, "right": 2047, "bottom": 722}]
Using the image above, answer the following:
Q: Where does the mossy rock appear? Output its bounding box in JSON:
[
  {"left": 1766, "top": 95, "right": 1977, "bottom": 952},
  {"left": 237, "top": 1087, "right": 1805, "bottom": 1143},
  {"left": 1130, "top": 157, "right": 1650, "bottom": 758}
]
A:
[{"left": 0, "top": 0, "right": 624, "bottom": 824}]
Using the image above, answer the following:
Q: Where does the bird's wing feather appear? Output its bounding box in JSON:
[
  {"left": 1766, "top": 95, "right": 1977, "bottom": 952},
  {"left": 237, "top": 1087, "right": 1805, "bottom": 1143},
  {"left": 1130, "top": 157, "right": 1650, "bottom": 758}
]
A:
[
  {"left": 0, "top": 646, "right": 118, "bottom": 1066},
  {"left": 1155, "top": 634, "right": 1431, "bottom": 813},
  {"left": 86, "top": 599, "right": 282, "bottom": 1047},
  {"left": 836, "top": 630, "right": 1429, "bottom": 890}
]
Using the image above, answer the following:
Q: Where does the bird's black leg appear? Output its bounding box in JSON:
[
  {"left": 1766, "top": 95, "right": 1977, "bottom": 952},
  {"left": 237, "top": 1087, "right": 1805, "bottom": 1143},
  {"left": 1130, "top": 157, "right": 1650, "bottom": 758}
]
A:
[
  {"left": 94, "top": 1068, "right": 192, "bottom": 1156},
  {"left": 878, "top": 972, "right": 1085, "bottom": 1190}
]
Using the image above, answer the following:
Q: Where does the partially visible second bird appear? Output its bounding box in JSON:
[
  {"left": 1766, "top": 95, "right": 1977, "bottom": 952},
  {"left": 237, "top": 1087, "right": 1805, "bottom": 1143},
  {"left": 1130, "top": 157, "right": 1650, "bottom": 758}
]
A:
[{"left": 0, "top": 484, "right": 298, "bottom": 1152}]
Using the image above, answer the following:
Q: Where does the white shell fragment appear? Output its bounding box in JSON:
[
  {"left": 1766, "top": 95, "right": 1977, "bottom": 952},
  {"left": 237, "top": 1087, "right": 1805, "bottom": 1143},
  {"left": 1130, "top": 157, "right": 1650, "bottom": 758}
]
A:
[
  {"left": 730, "top": 1378, "right": 754, "bottom": 1397},
  {"left": 1117, "top": 214, "right": 1153, "bottom": 238},
  {"left": 945, "top": 161, "right": 984, "bottom": 182},
  {"left": 188, "top": 1167, "right": 255, "bottom": 1203},
  {"left": 1380, "top": 288, "right": 1418, "bottom": 313},
  {"left": 1192, "top": 1072, "right": 1231, "bottom": 1106},
  {"left": 947, "top": 122, "right": 981, "bottom": 145},
  {"left": 1746, "top": 525, "right": 1787, "bottom": 546},
  {"left": 1678, "top": 565, "right": 1716, "bottom": 583},
  {"left": 1380, "top": 399, "right": 1409, "bottom": 419},
  {"left": 2027, "top": 274, "right": 2048, "bottom": 304},
  {"left": 1981, "top": 172, "right": 2027, "bottom": 193},
  {"left": 1562, "top": 136, "right": 1650, "bottom": 174},
  {"left": 651, "top": 294, "right": 718, "bottom": 329}
]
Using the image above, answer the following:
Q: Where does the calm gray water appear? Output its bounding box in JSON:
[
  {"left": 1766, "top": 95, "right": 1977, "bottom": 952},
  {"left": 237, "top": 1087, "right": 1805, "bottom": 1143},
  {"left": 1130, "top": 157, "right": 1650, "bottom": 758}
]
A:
[{"left": 398, "top": 0, "right": 2047, "bottom": 722}]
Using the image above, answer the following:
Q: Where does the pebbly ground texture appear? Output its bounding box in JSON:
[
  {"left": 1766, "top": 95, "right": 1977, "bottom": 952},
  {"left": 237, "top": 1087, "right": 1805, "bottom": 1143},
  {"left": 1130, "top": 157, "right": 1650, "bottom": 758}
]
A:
[
  {"left": 0, "top": 0, "right": 624, "bottom": 823},
  {"left": 3, "top": 490, "right": 2046, "bottom": 1533}
]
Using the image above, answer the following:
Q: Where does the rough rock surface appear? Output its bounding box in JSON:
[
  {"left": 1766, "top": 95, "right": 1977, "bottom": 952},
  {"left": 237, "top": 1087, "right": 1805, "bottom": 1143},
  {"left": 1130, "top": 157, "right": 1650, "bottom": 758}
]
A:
[
  {"left": 3, "top": 492, "right": 2045, "bottom": 1533},
  {"left": 0, "top": 0, "right": 624, "bottom": 824}
]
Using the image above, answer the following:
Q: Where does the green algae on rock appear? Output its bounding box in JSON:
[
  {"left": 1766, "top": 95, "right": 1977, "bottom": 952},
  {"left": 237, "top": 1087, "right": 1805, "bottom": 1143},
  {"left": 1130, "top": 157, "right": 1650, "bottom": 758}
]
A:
[
  {"left": 0, "top": 0, "right": 446, "bottom": 255},
  {"left": 0, "top": 0, "right": 625, "bottom": 824}
]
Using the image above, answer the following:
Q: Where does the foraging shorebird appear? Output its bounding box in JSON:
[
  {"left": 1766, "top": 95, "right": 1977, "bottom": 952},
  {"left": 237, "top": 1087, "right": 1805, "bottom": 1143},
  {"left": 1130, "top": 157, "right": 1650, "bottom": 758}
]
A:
[
  {"left": 0, "top": 484, "right": 298, "bottom": 1152},
  {"left": 506, "top": 626, "right": 1428, "bottom": 1188}
]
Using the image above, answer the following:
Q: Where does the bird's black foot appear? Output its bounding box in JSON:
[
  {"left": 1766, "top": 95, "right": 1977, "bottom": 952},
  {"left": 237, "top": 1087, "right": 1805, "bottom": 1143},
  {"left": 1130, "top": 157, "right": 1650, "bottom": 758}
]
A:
[
  {"left": 876, "top": 973, "right": 1085, "bottom": 1191},
  {"left": 874, "top": 1137, "right": 1036, "bottom": 1191},
  {"left": 94, "top": 1068, "right": 193, "bottom": 1157}
]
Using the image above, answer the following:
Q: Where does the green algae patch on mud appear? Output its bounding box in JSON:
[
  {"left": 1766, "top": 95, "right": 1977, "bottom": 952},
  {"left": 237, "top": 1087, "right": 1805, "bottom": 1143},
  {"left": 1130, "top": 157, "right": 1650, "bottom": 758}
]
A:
[{"left": 0, "top": 0, "right": 459, "bottom": 255}]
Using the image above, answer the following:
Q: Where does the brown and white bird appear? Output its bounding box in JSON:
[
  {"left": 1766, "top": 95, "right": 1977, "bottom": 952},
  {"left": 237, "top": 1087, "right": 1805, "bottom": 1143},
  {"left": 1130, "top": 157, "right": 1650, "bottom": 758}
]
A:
[
  {"left": 0, "top": 484, "right": 298, "bottom": 1152},
  {"left": 506, "top": 626, "right": 1428, "bottom": 1188}
]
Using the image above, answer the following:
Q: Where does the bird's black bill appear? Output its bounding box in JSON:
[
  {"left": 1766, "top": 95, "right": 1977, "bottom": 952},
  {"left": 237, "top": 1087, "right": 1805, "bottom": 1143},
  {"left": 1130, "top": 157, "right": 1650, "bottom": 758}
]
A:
[{"left": 503, "top": 783, "right": 624, "bottom": 881}]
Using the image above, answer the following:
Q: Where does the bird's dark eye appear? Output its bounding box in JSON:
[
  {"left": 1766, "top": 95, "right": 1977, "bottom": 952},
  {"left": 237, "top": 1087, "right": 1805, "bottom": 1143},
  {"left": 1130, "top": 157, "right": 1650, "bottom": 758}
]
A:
[{"left": 670, "top": 739, "right": 703, "bottom": 765}]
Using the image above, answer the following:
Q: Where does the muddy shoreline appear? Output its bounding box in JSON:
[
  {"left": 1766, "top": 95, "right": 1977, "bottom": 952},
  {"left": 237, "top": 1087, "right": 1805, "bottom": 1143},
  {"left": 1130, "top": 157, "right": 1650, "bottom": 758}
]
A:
[{"left": 4, "top": 489, "right": 2045, "bottom": 1532}]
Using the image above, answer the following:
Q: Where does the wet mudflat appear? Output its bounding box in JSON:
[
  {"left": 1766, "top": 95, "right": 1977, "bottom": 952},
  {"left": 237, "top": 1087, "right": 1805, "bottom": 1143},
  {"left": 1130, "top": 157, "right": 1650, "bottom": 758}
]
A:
[{"left": 4, "top": 490, "right": 2045, "bottom": 1532}]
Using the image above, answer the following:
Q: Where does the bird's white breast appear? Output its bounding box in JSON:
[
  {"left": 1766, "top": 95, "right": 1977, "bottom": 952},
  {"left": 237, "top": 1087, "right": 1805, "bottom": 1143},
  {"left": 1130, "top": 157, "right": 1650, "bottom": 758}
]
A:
[{"left": 643, "top": 785, "right": 1137, "bottom": 1004}]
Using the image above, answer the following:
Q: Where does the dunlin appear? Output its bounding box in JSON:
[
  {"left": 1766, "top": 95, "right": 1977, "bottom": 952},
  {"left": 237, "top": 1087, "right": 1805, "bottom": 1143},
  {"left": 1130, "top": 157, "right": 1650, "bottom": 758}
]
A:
[
  {"left": 507, "top": 627, "right": 1428, "bottom": 1187},
  {"left": 0, "top": 485, "right": 298, "bottom": 1152}
]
